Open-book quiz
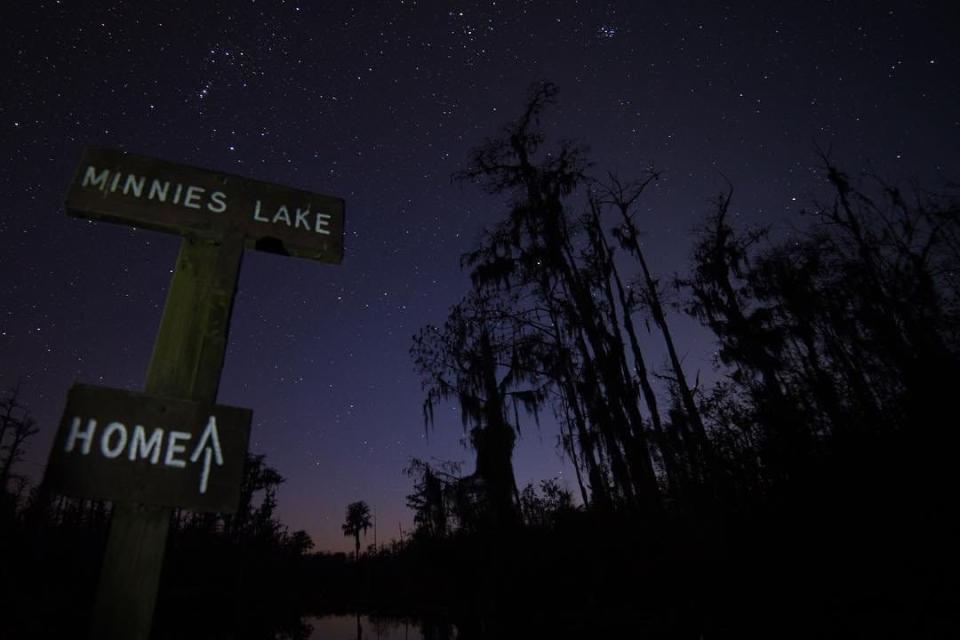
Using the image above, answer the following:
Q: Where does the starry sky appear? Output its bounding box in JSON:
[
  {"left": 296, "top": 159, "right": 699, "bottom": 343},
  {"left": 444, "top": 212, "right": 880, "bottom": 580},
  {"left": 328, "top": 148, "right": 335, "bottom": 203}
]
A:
[{"left": 2, "top": 0, "right": 957, "bottom": 552}]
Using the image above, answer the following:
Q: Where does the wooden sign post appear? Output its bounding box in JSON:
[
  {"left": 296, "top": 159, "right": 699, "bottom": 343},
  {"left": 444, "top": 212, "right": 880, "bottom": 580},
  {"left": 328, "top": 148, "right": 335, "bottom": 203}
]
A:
[{"left": 50, "top": 148, "right": 345, "bottom": 639}]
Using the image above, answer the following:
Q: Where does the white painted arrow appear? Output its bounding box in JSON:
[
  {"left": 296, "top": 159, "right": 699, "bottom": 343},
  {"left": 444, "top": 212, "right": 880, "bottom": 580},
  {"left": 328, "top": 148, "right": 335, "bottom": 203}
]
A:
[{"left": 189, "top": 415, "right": 224, "bottom": 494}]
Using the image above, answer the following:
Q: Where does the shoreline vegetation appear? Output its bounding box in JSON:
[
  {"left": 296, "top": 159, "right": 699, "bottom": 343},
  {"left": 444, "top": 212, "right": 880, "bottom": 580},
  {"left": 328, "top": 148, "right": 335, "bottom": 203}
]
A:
[{"left": 2, "top": 84, "right": 958, "bottom": 638}]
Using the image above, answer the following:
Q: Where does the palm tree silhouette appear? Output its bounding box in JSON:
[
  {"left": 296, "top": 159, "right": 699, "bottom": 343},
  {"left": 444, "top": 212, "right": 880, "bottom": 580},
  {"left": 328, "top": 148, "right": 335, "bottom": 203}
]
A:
[{"left": 341, "top": 501, "right": 372, "bottom": 561}]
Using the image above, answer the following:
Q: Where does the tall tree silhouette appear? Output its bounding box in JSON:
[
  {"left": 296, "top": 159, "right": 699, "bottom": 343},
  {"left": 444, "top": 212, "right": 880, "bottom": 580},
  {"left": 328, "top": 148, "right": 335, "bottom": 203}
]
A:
[
  {"left": 452, "top": 82, "right": 677, "bottom": 512},
  {"left": 412, "top": 291, "right": 547, "bottom": 529},
  {"left": 0, "top": 386, "right": 39, "bottom": 508},
  {"left": 222, "top": 453, "right": 286, "bottom": 544},
  {"left": 680, "top": 190, "right": 811, "bottom": 488},
  {"left": 601, "top": 176, "right": 710, "bottom": 479},
  {"left": 405, "top": 458, "right": 462, "bottom": 539},
  {"left": 342, "top": 501, "right": 372, "bottom": 560}
]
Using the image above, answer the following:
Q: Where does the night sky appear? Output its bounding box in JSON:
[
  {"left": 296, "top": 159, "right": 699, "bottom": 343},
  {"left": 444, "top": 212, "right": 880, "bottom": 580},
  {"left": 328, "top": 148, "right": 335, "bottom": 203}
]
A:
[{"left": 2, "top": 1, "right": 957, "bottom": 552}]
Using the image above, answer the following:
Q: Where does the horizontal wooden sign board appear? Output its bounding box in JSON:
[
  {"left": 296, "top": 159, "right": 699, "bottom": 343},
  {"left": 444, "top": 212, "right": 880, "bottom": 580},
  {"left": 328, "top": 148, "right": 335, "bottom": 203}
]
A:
[
  {"left": 66, "top": 147, "right": 345, "bottom": 263},
  {"left": 44, "top": 384, "right": 252, "bottom": 513}
]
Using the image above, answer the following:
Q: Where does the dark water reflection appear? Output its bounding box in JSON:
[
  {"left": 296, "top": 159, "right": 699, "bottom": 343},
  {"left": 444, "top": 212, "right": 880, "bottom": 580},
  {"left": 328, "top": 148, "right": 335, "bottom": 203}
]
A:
[{"left": 305, "top": 614, "right": 457, "bottom": 640}]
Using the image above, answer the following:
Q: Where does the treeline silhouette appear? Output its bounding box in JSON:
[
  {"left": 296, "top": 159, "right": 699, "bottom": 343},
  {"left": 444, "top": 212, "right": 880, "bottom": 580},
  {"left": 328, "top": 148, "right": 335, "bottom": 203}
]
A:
[
  {"left": 397, "top": 83, "right": 960, "bottom": 637},
  {"left": 0, "top": 385, "right": 39, "bottom": 516}
]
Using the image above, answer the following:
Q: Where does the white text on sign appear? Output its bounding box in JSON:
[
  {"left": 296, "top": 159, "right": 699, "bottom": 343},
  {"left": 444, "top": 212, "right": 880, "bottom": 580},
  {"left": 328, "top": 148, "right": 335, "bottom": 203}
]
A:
[
  {"left": 65, "top": 415, "right": 224, "bottom": 494},
  {"left": 81, "top": 165, "right": 335, "bottom": 235}
]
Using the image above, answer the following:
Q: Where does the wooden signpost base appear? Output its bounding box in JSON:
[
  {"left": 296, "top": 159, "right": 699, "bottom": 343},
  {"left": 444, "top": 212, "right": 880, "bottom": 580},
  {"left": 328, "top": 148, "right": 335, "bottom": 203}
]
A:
[
  {"left": 90, "top": 503, "right": 173, "bottom": 639},
  {"left": 90, "top": 233, "right": 244, "bottom": 639}
]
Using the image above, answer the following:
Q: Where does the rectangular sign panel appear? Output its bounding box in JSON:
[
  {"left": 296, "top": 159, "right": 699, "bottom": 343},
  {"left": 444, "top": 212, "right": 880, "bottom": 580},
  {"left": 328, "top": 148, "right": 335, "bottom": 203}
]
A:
[
  {"left": 65, "top": 147, "right": 345, "bottom": 263},
  {"left": 44, "top": 384, "right": 252, "bottom": 513}
]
